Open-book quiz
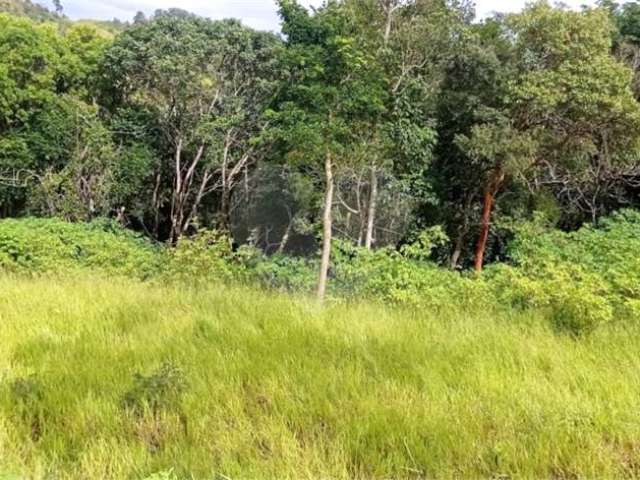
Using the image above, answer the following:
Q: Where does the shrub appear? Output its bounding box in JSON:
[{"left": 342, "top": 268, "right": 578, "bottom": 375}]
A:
[
  {"left": 488, "top": 259, "right": 615, "bottom": 335},
  {"left": 331, "top": 238, "right": 492, "bottom": 310},
  {"left": 245, "top": 251, "right": 318, "bottom": 293},
  {"left": 497, "top": 209, "right": 640, "bottom": 331},
  {"left": 122, "top": 363, "right": 187, "bottom": 418},
  {"left": 0, "top": 217, "right": 163, "bottom": 278},
  {"left": 164, "top": 229, "right": 243, "bottom": 283}
]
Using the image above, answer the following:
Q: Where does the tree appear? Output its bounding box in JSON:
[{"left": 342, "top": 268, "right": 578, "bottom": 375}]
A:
[
  {"left": 507, "top": 2, "right": 640, "bottom": 226},
  {"left": 101, "top": 11, "right": 280, "bottom": 242},
  {"left": 133, "top": 11, "right": 146, "bottom": 24},
  {"left": 0, "top": 14, "right": 111, "bottom": 216},
  {"left": 272, "top": 0, "right": 386, "bottom": 299},
  {"left": 456, "top": 119, "right": 535, "bottom": 272},
  {"left": 336, "top": 0, "right": 463, "bottom": 251}
]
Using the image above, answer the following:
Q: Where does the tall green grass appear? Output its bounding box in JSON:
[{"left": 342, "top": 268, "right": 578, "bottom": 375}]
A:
[{"left": 1, "top": 275, "right": 640, "bottom": 479}]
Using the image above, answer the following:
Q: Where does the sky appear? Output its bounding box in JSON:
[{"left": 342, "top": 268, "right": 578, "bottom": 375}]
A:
[{"left": 37, "top": 0, "right": 605, "bottom": 32}]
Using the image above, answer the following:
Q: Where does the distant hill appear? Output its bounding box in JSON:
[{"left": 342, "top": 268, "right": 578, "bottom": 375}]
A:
[
  {"left": 0, "top": 0, "right": 128, "bottom": 33},
  {"left": 0, "top": 0, "right": 59, "bottom": 22}
]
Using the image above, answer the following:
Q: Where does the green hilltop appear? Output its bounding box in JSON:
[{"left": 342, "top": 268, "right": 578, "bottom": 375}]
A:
[{"left": 0, "top": 0, "right": 127, "bottom": 33}]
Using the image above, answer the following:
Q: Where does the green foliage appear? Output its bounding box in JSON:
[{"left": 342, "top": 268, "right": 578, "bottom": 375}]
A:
[
  {"left": 245, "top": 250, "right": 318, "bottom": 293},
  {"left": 508, "top": 2, "right": 640, "bottom": 171},
  {"left": 399, "top": 226, "right": 449, "bottom": 261},
  {"left": 331, "top": 238, "right": 490, "bottom": 309},
  {"left": 485, "top": 208, "right": 640, "bottom": 334},
  {"left": 0, "top": 217, "right": 163, "bottom": 278},
  {"left": 165, "top": 229, "right": 242, "bottom": 283},
  {"left": 508, "top": 209, "right": 640, "bottom": 303},
  {"left": 2, "top": 208, "right": 639, "bottom": 337},
  {"left": 271, "top": 0, "right": 387, "bottom": 168},
  {"left": 488, "top": 263, "right": 614, "bottom": 336},
  {"left": 0, "top": 0, "right": 59, "bottom": 22}
]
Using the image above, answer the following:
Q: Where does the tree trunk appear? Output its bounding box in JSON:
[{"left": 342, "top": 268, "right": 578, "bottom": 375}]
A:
[
  {"left": 278, "top": 219, "right": 293, "bottom": 254},
  {"left": 474, "top": 169, "right": 504, "bottom": 273},
  {"left": 450, "top": 226, "right": 466, "bottom": 270},
  {"left": 152, "top": 170, "right": 162, "bottom": 238},
  {"left": 169, "top": 139, "right": 184, "bottom": 244},
  {"left": 365, "top": 166, "right": 378, "bottom": 250},
  {"left": 219, "top": 187, "right": 231, "bottom": 232},
  {"left": 317, "top": 152, "right": 334, "bottom": 301},
  {"left": 451, "top": 198, "right": 472, "bottom": 270},
  {"left": 474, "top": 189, "right": 494, "bottom": 273}
]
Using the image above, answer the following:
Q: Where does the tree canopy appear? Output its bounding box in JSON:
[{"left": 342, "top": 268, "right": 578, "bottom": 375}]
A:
[{"left": 1, "top": 0, "right": 640, "bottom": 295}]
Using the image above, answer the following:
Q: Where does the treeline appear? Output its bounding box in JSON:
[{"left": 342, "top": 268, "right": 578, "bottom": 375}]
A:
[{"left": 1, "top": 0, "right": 640, "bottom": 298}]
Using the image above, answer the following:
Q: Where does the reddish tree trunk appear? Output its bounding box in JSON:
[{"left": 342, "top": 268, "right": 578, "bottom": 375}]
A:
[
  {"left": 474, "top": 188, "right": 494, "bottom": 273},
  {"left": 474, "top": 169, "right": 504, "bottom": 273}
]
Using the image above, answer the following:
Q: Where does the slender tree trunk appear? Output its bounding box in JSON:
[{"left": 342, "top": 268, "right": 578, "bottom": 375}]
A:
[
  {"left": 474, "top": 169, "right": 504, "bottom": 273},
  {"left": 365, "top": 166, "right": 378, "bottom": 250},
  {"left": 450, "top": 227, "right": 466, "bottom": 270},
  {"left": 278, "top": 219, "right": 293, "bottom": 254},
  {"left": 474, "top": 188, "right": 494, "bottom": 273},
  {"left": 169, "top": 139, "right": 184, "bottom": 244},
  {"left": 358, "top": 220, "right": 365, "bottom": 247},
  {"left": 152, "top": 170, "right": 162, "bottom": 238},
  {"left": 219, "top": 188, "right": 231, "bottom": 231},
  {"left": 451, "top": 197, "right": 472, "bottom": 270},
  {"left": 317, "top": 152, "right": 334, "bottom": 301}
]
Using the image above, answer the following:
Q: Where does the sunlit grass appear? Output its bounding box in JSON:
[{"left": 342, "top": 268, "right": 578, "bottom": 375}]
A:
[{"left": 1, "top": 275, "right": 640, "bottom": 479}]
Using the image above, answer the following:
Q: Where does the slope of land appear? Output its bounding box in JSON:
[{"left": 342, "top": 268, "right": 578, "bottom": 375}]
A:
[{"left": 1, "top": 276, "right": 639, "bottom": 479}]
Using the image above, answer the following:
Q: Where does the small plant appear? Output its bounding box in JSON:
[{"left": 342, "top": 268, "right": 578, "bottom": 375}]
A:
[
  {"left": 122, "top": 363, "right": 187, "bottom": 418},
  {"left": 550, "top": 289, "right": 614, "bottom": 337},
  {"left": 400, "top": 226, "right": 449, "bottom": 262}
]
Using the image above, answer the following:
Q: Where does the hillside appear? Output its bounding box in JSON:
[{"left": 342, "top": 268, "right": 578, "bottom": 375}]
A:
[
  {"left": 0, "top": 0, "right": 127, "bottom": 32},
  {"left": 0, "top": 0, "right": 58, "bottom": 22},
  {"left": 1, "top": 276, "right": 640, "bottom": 478}
]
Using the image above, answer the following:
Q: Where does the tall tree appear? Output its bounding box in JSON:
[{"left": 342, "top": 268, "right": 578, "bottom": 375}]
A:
[
  {"left": 101, "top": 11, "right": 280, "bottom": 242},
  {"left": 0, "top": 14, "right": 111, "bottom": 216},
  {"left": 456, "top": 119, "right": 535, "bottom": 272},
  {"left": 508, "top": 2, "right": 640, "bottom": 226},
  {"left": 272, "top": 0, "right": 386, "bottom": 299}
]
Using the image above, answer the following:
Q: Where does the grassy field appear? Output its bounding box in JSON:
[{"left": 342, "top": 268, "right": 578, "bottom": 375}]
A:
[{"left": 1, "top": 276, "right": 640, "bottom": 479}]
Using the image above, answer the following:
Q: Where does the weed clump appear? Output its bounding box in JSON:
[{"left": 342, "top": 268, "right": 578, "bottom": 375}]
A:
[
  {"left": 122, "top": 363, "right": 188, "bottom": 452},
  {"left": 122, "top": 363, "right": 187, "bottom": 418}
]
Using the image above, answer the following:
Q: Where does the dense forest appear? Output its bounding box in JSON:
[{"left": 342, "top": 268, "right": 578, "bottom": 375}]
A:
[{"left": 2, "top": 0, "right": 640, "bottom": 298}]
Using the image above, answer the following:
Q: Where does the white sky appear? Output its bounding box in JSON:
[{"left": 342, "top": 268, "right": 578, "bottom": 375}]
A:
[{"left": 37, "top": 0, "right": 607, "bottom": 32}]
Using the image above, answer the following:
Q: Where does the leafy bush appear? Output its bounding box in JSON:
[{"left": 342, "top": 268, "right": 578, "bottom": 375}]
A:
[
  {"left": 122, "top": 363, "right": 187, "bottom": 418},
  {"left": 243, "top": 249, "right": 318, "bottom": 293},
  {"left": 488, "top": 263, "right": 614, "bottom": 336},
  {"left": 164, "top": 229, "right": 244, "bottom": 283},
  {"left": 496, "top": 209, "right": 640, "bottom": 332},
  {"left": 331, "top": 238, "right": 491, "bottom": 310},
  {"left": 0, "top": 217, "right": 164, "bottom": 278}
]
